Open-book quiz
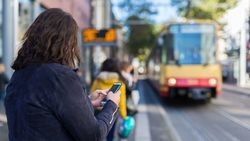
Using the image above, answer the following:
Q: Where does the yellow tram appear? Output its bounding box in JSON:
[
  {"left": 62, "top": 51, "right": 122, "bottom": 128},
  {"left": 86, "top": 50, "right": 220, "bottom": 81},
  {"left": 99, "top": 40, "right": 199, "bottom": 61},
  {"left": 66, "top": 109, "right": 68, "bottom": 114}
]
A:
[{"left": 147, "top": 22, "right": 222, "bottom": 100}]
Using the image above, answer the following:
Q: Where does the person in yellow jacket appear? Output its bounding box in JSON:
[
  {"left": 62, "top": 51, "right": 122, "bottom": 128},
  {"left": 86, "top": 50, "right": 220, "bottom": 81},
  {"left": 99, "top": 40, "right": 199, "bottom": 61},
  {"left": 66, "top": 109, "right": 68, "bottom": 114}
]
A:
[{"left": 90, "top": 58, "right": 127, "bottom": 141}]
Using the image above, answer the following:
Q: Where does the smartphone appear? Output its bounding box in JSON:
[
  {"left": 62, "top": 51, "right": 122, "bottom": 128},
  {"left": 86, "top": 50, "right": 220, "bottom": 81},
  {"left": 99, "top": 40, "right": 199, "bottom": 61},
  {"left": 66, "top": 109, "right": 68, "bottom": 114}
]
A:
[{"left": 109, "top": 82, "right": 122, "bottom": 93}]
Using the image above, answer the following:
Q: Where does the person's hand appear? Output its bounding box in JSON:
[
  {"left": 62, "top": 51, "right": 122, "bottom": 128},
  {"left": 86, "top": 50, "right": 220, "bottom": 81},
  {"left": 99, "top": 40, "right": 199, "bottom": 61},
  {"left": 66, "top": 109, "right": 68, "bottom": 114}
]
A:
[
  {"left": 106, "top": 90, "right": 121, "bottom": 106},
  {"left": 89, "top": 90, "right": 108, "bottom": 108}
]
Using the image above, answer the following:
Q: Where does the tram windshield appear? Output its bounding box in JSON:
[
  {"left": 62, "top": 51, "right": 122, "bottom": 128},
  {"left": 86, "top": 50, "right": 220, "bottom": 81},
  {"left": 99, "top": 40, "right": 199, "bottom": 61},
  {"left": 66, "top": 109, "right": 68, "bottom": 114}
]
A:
[{"left": 163, "top": 24, "right": 216, "bottom": 65}]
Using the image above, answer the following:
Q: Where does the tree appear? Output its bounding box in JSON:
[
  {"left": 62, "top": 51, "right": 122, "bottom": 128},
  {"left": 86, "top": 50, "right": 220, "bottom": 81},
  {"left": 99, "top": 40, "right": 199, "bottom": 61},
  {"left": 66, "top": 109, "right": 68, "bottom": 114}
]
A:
[
  {"left": 125, "top": 16, "right": 156, "bottom": 61},
  {"left": 114, "top": 0, "right": 158, "bottom": 59},
  {"left": 170, "top": 0, "right": 238, "bottom": 21},
  {"left": 117, "top": 0, "right": 157, "bottom": 21}
]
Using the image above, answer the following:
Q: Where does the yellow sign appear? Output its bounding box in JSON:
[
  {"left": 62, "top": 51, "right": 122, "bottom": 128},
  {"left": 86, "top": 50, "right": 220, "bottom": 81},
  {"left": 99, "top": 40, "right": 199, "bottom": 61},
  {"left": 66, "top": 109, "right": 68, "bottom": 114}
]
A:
[{"left": 82, "top": 28, "right": 116, "bottom": 43}]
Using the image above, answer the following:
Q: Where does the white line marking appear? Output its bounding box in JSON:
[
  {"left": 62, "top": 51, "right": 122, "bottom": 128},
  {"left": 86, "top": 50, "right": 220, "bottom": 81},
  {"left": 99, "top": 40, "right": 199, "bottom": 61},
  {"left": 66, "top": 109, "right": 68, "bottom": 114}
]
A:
[
  {"left": 135, "top": 83, "right": 151, "bottom": 141},
  {"left": 178, "top": 115, "right": 204, "bottom": 141},
  {"left": 135, "top": 105, "right": 151, "bottom": 141},
  {"left": 177, "top": 110, "right": 219, "bottom": 141},
  {"left": 158, "top": 107, "right": 182, "bottom": 141},
  {"left": 214, "top": 125, "right": 240, "bottom": 141},
  {"left": 135, "top": 81, "right": 181, "bottom": 141},
  {"left": 217, "top": 109, "right": 250, "bottom": 131},
  {"left": 0, "top": 114, "right": 7, "bottom": 123}
]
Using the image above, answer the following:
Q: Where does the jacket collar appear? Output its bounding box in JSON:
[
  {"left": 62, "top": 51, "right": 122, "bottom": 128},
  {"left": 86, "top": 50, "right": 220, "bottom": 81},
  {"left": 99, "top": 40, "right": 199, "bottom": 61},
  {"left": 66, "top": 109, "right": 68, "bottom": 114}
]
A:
[{"left": 96, "top": 71, "right": 119, "bottom": 80}]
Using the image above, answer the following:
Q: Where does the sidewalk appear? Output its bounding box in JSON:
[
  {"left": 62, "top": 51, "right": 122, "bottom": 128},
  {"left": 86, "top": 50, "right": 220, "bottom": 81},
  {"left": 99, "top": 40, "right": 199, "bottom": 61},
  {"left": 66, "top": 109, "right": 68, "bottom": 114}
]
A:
[
  {"left": 0, "top": 100, "right": 8, "bottom": 141},
  {"left": 222, "top": 83, "right": 250, "bottom": 96},
  {"left": 133, "top": 80, "right": 181, "bottom": 141}
]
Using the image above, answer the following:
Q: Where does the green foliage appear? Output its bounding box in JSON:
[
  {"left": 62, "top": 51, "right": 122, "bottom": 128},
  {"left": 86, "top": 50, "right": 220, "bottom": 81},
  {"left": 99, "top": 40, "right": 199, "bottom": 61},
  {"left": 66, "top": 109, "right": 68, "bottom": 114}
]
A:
[
  {"left": 117, "top": 0, "right": 157, "bottom": 20},
  {"left": 171, "top": 0, "right": 238, "bottom": 20},
  {"left": 116, "top": 1, "right": 158, "bottom": 59},
  {"left": 125, "top": 16, "right": 156, "bottom": 58}
]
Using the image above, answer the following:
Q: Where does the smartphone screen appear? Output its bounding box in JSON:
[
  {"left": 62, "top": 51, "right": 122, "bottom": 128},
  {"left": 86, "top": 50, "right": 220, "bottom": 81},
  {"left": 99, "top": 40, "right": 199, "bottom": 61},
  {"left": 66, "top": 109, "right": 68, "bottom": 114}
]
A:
[{"left": 109, "top": 82, "right": 122, "bottom": 93}]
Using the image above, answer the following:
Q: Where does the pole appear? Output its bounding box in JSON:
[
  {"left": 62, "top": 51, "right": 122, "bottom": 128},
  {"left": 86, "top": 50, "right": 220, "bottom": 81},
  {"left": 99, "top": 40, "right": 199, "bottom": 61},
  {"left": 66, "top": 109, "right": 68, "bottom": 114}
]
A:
[
  {"left": 105, "top": 0, "right": 111, "bottom": 28},
  {"left": 3, "top": 0, "right": 14, "bottom": 79},
  {"left": 239, "top": 0, "right": 249, "bottom": 86},
  {"left": 92, "top": 0, "right": 111, "bottom": 74},
  {"left": 13, "top": 0, "right": 19, "bottom": 63},
  {"left": 95, "top": 0, "right": 104, "bottom": 29}
]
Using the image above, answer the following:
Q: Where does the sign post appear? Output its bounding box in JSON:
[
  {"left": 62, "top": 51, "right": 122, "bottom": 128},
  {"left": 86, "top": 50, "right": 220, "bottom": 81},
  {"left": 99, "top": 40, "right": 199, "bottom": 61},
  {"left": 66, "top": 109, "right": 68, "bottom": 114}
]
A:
[{"left": 82, "top": 28, "right": 117, "bottom": 84}]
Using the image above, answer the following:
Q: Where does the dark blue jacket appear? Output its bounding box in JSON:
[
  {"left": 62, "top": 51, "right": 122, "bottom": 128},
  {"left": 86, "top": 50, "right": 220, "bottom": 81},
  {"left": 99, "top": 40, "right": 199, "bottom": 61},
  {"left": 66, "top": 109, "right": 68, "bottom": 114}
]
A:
[{"left": 5, "top": 63, "right": 118, "bottom": 141}]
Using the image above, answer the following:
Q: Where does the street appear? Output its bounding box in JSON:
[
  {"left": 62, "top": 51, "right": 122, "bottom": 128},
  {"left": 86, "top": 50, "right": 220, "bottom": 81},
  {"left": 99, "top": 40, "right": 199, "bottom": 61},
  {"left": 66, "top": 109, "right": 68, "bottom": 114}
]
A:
[
  {"left": 137, "top": 79, "right": 250, "bottom": 141},
  {"left": 163, "top": 90, "right": 250, "bottom": 141}
]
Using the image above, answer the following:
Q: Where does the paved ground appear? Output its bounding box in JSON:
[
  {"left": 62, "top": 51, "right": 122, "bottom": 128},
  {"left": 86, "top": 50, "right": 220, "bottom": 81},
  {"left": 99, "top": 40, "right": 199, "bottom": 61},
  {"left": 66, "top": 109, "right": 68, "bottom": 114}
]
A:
[
  {"left": 134, "top": 80, "right": 179, "bottom": 141},
  {"left": 163, "top": 91, "right": 250, "bottom": 141},
  {"left": 222, "top": 84, "right": 250, "bottom": 96},
  {"left": 0, "top": 100, "right": 8, "bottom": 141},
  {"left": 1, "top": 81, "right": 250, "bottom": 141},
  {"left": 146, "top": 81, "right": 250, "bottom": 141}
]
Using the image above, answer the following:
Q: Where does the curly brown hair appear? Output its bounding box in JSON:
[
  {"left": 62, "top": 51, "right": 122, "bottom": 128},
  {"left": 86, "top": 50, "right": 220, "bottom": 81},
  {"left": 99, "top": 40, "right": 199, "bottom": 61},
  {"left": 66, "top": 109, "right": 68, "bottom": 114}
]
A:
[{"left": 12, "top": 8, "right": 81, "bottom": 70}]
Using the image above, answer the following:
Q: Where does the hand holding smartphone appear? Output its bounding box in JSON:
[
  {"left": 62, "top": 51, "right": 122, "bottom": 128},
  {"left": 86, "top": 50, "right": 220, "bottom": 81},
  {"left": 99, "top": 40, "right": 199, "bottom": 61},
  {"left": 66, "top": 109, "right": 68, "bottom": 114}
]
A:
[
  {"left": 108, "top": 82, "right": 122, "bottom": 105},
  {"left": 101, "top": 82, "right": 122, "bottom": 107},
  {"left": 108, "top": 82, "right": 122, "bottom": 93}
]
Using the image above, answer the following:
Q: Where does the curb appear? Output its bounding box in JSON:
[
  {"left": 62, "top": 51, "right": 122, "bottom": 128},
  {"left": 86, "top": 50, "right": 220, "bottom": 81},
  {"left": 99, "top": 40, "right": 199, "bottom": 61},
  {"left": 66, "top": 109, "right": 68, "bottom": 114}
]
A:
[
  {"left": 145, "top": 80, "right": 182, "bottom": 141},
  {"left": 222, "top": 84, "right": 250, "bottom": 96}
]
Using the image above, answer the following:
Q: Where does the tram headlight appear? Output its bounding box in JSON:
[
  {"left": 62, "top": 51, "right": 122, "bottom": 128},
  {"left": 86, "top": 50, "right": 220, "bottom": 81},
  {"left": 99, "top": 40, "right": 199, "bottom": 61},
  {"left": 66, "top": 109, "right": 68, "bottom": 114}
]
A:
[
  {"left": 168, "top": 78, "right": 176, "bottom": 86},
  {"left": 208, "top": 78, "right": 217, "bottom": 86}
]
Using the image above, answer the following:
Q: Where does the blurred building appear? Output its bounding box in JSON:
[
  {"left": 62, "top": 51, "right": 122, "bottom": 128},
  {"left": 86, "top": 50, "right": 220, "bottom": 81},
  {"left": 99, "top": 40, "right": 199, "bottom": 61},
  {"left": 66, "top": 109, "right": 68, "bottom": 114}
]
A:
[
  {"left": 0, "top": 0, "right": 124, "bottom": 85},
  {"left": 85, "top": 0, "right": 126, "bottom": 84},
  {"left": 19, "top": 0, "right": 91, "bottom": 32},
  {"left": 221, "top": 0, "right": 250, "bottom": 86},
  {"left": 40, "top": 0, "right": 91, "bottom": 30},
  {"left": 1, "top": 0, "right": 19, "bottom": 78},
  {"left": 1, "top": 0, "right": 92, "bottom": 79}
]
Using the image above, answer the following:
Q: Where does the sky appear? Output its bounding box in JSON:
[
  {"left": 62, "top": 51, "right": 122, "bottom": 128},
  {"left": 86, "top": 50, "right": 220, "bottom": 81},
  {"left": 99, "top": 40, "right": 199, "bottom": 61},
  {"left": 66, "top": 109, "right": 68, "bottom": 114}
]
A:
[
  {"left": 19, "top": 0, "right": 179, "bottom": 24},
  {"left": 111, "top": 0, "right": 179, "bottom": 24},
  {"left": 19, "top": 0, "right": 29, "bottom": 3}
]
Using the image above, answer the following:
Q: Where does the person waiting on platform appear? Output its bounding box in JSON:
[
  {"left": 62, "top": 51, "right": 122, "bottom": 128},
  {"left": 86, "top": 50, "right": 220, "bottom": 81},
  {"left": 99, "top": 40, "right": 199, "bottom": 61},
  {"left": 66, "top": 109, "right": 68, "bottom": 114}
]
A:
[
  {"left": 0, "top": 63, "right": 9, "bottom": 100},
  {"left": 120, "top": 61, "right": 139, "bottom": 116},
  {"left": 4, "top": 8, "right": 120, "bottom": 141},
  {"left": 90, "top": 58, "right": 127, "bottom": 141}
]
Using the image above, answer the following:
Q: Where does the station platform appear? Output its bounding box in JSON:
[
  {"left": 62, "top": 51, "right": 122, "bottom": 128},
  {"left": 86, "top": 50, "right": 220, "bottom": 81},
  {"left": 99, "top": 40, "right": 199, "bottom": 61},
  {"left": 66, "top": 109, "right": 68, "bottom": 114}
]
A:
[{"left": 1, "top": 81, "right": 250, "bottom": 141}]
